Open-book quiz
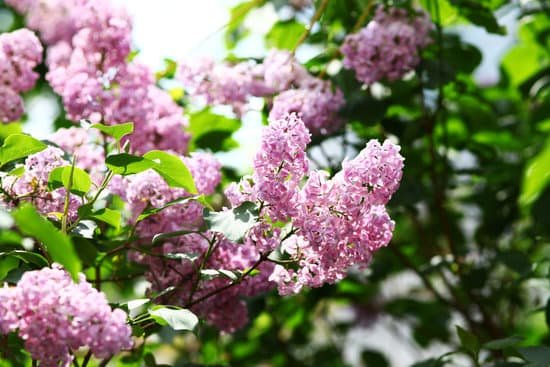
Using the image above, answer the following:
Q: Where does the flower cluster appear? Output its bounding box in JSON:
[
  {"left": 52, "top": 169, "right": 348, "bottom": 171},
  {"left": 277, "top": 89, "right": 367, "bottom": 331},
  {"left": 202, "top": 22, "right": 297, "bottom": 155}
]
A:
[
  {"left": 341, "top": 6, "right": 432, "bottom": 84},
  {"left": 177, "top": 57, "right": 269, "bottom": 116},
  {"left": 0, "top": 29, "right": 43, "bottom": 123},
  {"left": 178, "top": 50, "right": 344, "bottom": 136},
  {"left": 112, "top": 153, "right": 275, "bottom": 332},
  {"left": 1, "top": 146, "right": 81, "bottom": 220},
  {"left": 8, "top": 0, "right": 190, "bottom": 154},
  {"left": 227, "top": 113, "right": 311, "bottom": 221},
  {"left": 226, "top": 114, "right": 404, "bottom": 295},
  {"left": 0, "top": 265, "right": 132, "bottom": 367},
  {"left": 269, "top": 83, "right": 344, "bottom": 136},
  {"left": 275, "top": 140, "right": 403, "bottom": 294}
]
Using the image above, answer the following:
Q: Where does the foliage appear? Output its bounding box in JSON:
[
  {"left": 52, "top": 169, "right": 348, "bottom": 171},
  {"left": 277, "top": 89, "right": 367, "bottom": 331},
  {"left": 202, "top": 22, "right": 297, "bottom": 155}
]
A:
[{"left": 0, "top": 0, "right": 549, "bottom": 366}]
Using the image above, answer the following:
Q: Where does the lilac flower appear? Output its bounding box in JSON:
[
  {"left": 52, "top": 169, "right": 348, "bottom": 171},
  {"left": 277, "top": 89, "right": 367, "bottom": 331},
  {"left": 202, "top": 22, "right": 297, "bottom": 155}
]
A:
[
  {"left": 178, "top": 57, "right": 269, "bottom": 115},
  {"left": 0, "top": 86, "right": 24, "bottom": 123},
  {"left": 0, "top": 29, "right": 42, "bottom": 122},
  {"left": 269, "top": 81, "right": 344, "bottom": 135},
  {"left": 341, "top": 6, "right": 433, "bottom": 84},
  {"left": 0, "top": 265, "right": 132, "bottom": 366},
  {"left": 1, "top": 146, "right": 81, "bottom": 220},
  {"left": 252, "top": 113, "right": 311, "bottom": 221}
]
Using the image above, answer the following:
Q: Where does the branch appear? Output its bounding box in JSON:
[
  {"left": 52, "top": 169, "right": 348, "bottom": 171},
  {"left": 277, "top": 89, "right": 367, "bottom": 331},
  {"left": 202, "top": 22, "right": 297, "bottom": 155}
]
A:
[
  {"left": 291, "top": 0, "right": 330, "bottom": 54},
  {"left": 185, "top": 252, "right": 268, "bottom": 308}
]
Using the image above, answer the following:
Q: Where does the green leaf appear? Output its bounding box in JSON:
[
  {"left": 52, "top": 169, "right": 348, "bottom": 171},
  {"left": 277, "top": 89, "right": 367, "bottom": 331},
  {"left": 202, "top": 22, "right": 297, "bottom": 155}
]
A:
[
  {"left": 148, "top": 306, "right": 199, "bottom": 331},
  {"left": 136, "top": 195, "right": 208, "bottom": 222},
  {"left": 266, "top": 20, "right": 307, "bottom": 50},
  {"left": 520, "top": 138, "right": 550, "bottom": 209},
  {"left": 519, "top": 346, "right": 550, "bottom": 367},
  {"left": 78, "top": 204, "right": 122, "bottom": 229},
  {"left": 91, "top": 122, "right": 134, "bottom": 142},
  {"left": 498, "top": 250, "right": 532, "bottom": 275},
  {"left": 0, "top": 230, "right": 21, "bottom": 246},
  {"left": 143, "top": 150, "right": 197, "bottom": 194},
  {"left": 204, "top": 201, "right": 259, "bottom": 243},
  {"left": 12, "top": 204, "right": 81, "bottom": 279},
  {"left": 0, "top": 250, "right": 49, "bottom": 268},
  {"left": 105, "top": 153, "right": 155, "bottom": 175},
  {"left": 225, "top": 0, "right": 264, "bottom": 49},
  {"left": 106, "top": 151, "right": 197, "bottom": 193},
  {"left": 8, "top": 166, "right": 25, "bottom": 177},
  {"left": 48, "top": 166, "right": 92, "bottom": 196},
  {"left": 0, "top": 134, "right": 47, "bottom": 167},
  {"left": 155, "top": 58, "right": 178, "bottom": 80},
  {"left": 484, "top": 336, "right": 524, "bottom": 350},
  {"left": 472, "top": 131, "right": 521, "bottom": 151},
  {"left": 188, "top": 108, "right": 241, "bottom": 152},
  {"left": 456, "top": 325, "right": 480, "bottom": 357},
  {"left": 152, "top": 230, "right": 196, "bottom": 244},
  {"left": 126, "top": 298, "right": 151, "bottom": 311},
  {"left": 0, "top": 256, "right": 18, "bottom": 280}
]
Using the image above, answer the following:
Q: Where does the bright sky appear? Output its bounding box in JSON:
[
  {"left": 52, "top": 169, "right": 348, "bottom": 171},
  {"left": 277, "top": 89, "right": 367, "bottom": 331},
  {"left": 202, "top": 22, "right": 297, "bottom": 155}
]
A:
[{"left": 23, "top": 0, "right": 517, "bottom": 174}]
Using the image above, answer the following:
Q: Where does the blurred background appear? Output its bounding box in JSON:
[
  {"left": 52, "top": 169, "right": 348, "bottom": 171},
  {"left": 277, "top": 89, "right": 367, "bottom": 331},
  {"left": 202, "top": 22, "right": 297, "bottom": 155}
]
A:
[{"left": 1, "top": 0, "right": 550, "bottom": 366}]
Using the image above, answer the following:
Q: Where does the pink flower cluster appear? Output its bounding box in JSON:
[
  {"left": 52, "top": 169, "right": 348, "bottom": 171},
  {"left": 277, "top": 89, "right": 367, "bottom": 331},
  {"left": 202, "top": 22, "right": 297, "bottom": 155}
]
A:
[
  {"left": 276, "top": 140, "right": 403, "bottom": 294},
  {"left": 225, "top": 114, "right": 404, "bottom": 295},
  {"left": 269, "top": 84, "right": 344, "bottom": 136},
  {"left": 0, "top": 29, "right": 43, "bottom": 123},
  {"left": 226, "top": 113, "right": 311, "bottom": 221},
  {"left": 178, "top": 50, "right": 344, "bottom": 135},
  {"left": 0, "top": 265, "right": 132, "bottom": 367},
  {"left": 113, "top": 153, "right": 275, "bottom": 332},
  {"left": 341, "top": 6, "right": 433, "bottom": 84},
  {"left": 1, "top": 146, "right": 81, "bottom": 220},
  {"left": 8, "top": 0, "right": 190, "bottom": 154},
  {"left": 178, "top": 57, "right": 269, "bottom": 116}
]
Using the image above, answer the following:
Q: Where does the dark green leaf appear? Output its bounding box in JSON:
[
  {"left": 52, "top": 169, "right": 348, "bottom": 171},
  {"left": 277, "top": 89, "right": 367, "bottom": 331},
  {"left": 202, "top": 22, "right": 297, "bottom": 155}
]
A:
[
  {"left": 484, "top": 336, "right": 524, "bottom": 350},
  {"left": 0, "top": 256, "right": 18, "bottom": 280},
  {"left": 497, "top": 250, "right": 532, "bottom": 275},
  {"left": 519, "top": 346, "right": 550, "bottom": 367},
  {"left": 188, "top": 109, "right": 241, "bottom": 152},
  {"left": 0, "top": 250, "right": 49, "bottom": 268},
  {"left": 456, "top": 325, "right": 480, "bottom": 357},
  {"left": 450, "top": 0, "right": 506, "bottom": 35}
]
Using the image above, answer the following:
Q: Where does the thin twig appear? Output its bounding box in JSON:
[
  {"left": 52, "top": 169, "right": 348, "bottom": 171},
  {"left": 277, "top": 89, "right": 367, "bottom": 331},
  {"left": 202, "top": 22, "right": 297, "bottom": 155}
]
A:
[
  {"left": 61, "top": 158, "right": 77, "bottom": 234},
  {"left": 81, "top": 351, "right": 92, "bottom": 367},
  {"left": 352, "top": 0, "right": 376, "bottom": 32},
  {"left": 291, "top": 0, "right": 330, "bottom": 54},
  {"left": 186, "top": 253, "right": 268, "bottom": 308}
]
